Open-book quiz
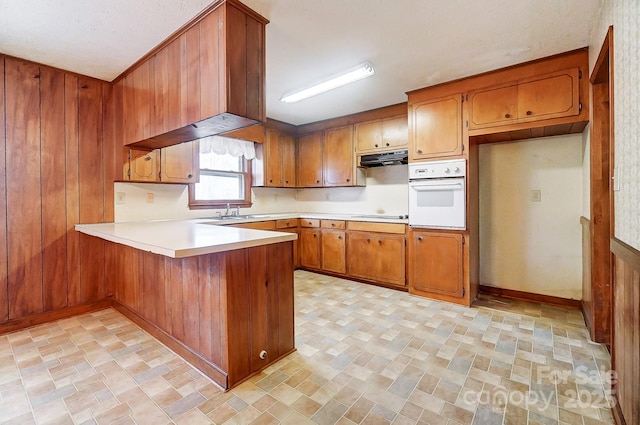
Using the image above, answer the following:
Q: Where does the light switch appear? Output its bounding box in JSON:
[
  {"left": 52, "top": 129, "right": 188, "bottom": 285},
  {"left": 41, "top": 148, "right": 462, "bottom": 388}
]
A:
[
  {"left": 531, "top": 190, "right": 541, "bottom": 202},
  {"left": 146, "top": 193, "right": 154, "bottom": 203},
  {"left": 116, "top": 192, "right": 126, "bottom": 204}
]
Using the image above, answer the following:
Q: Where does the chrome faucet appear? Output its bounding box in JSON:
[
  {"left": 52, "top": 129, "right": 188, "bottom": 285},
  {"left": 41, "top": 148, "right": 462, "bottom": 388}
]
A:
[{"left": 225, "top": 203, "right": 230, "bottom": 217}]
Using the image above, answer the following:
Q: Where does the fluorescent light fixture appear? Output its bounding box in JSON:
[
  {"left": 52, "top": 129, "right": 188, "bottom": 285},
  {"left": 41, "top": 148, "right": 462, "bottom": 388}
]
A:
[{"left": 280, "top": 62, "right": 375, "bottom": 103}]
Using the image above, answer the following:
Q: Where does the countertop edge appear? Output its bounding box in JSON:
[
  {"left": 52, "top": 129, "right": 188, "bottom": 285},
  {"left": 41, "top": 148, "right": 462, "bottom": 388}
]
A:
[{"left": 75, "top": 223, "right": 297, "bottom": 259}]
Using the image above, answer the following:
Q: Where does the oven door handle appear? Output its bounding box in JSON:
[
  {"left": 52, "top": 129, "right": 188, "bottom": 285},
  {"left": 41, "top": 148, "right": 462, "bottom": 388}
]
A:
[{"left": 410, "top": 182, "right": 464, "bottom": 191}]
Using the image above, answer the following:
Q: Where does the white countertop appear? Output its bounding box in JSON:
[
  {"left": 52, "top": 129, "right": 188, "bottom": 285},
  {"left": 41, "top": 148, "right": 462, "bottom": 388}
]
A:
[
  {"left": 185, "top": 212, "right": 409, "bottom": 225},
  {"left": 75, "top": 212, "right": 407, "bottom": 259},
  {"left": 75, "top": 220, "right": 297, "bottom": 258}
]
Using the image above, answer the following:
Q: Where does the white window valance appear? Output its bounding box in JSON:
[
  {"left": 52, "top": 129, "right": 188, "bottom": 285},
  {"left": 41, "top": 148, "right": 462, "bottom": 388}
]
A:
[{"left": 199, "top": 135, "right": 256, "bottom": 160}]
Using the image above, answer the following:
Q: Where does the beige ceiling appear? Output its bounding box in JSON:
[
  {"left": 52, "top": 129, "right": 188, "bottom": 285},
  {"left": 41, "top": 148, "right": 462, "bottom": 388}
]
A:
[{"left": 0, "top": 0, "right": 602, "bottom": 125}]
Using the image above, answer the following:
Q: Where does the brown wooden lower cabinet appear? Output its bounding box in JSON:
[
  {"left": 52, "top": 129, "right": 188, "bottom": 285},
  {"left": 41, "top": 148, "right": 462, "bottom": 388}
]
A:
[
  {"left": 347, "top": 232, "right": 405, "bottom": 287},
  {"left": 297, "top": 221, "right": 407, "bottom": 288},
  {"left": 299, "top": 228, "right": 321, "bottom": 269},
  {"left": 321, "top": 230, "right": 346, "bottom": 274},
  {"left": 408, "top": 229, "right": 467, "bottom": 303},
  {"left": 106, "top": 238, "right": 295, "bottom": 390}
]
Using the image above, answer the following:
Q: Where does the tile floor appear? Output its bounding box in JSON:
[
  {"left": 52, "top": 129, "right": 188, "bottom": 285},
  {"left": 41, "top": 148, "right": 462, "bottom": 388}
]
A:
[{"left": 0, "top": 270, "right": 615, "bottom": 425}]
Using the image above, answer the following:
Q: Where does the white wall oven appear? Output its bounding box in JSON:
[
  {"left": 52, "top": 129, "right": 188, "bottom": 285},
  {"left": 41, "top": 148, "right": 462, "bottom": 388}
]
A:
[{"left": 408, "top": 159, "right": 466, "bottom": 229}]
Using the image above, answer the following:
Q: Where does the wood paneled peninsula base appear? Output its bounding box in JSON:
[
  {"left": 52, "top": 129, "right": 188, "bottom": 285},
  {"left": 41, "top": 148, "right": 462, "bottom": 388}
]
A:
[{"left": 76, "top": 220, "right": 297, "bottom": 390}]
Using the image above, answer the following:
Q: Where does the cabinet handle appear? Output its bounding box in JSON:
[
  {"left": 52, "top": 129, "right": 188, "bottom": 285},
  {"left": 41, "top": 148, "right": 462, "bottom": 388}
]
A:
[
  {"left": 331, "top": 223, "right": 335, "bottom": 227},
  {"left": 417, "top": 236, "right": 423, "bottom": 241},
  {"left": 338, "top": 236, "right": 342, "bottom": 240},
  {"left": 313, "top": 233, "right": 317, "bottom": 238},
  {"left": 375, "top": 144, "right": 379, "bottom": 148},
  {"left": 504, "top": 113, "right": 511, "bottom": 118},
  {"left": 526, "top": 110, "right": 533, "bottom": 116},
  {"left": 187, "top": 173, "right": 193, "bottom": 179},
  {"left": 378, "top": 239, "right": 382, "bottom": 244},
  {"left": 346, "top": 178, "right": 350, "bottom": 182},
  {"left": 386, "top": 143, "right": 390, "bottom": 147},
  {"left": 366, "top": 238, "right": 371, "bottom": 243},
  {"left": 285, "top": 180, "right": 289, "bottom": 184},
  {"left": 144, "top": 156, "right": 151, "bottom": 161},
  {"left": 259, "top": 350, "right": 267, "bottom": 360},
  {"left": 269, "top": 179, "right": 273, "bottom": 183},
  {"left": 417, "top": 149, "right": 423, "bottom": 154},
  {"left": 316, "top": 180, "right": 320, "bottom": 184}
]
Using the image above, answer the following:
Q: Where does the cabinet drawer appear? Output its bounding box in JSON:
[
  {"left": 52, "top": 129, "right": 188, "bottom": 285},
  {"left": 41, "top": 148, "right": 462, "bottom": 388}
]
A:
[
  {"left": 231, "top": 221, "right": 276, "bottom": 230},
  {"left": 276, "top": 218, "right": 298, "bottom": 229},
  {"left": 348, "top": 221, "right": 406, "bottom": 234},
  {"left": 321, "top": 220, "right": 346, "bottom": 230},
  {"left": 300, "top": 219, "right": 320, "bottom": 228}
]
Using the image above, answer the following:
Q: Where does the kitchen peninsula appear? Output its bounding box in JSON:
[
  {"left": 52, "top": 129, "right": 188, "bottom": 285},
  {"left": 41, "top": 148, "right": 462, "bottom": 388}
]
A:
[{"left": 76, "top": 220, "right": 297, "bottom": 390}]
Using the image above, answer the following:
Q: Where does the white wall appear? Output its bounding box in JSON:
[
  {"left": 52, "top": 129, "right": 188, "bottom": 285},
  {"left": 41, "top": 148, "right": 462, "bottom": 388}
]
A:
[
  {"left": 114, "top": 184, "right": 297, "bottom": 222},
  {"left": 479, "top": 134, "right": 584, "bottom": 300},
  {"left": 590, "top": 0, "right": 640, "bottom": 250},
  {"left": 295, "top": 165, "right": 408, "bottom": 215},
  {"left": 114, "top": 164, "right": 408, "bottom": 221}
]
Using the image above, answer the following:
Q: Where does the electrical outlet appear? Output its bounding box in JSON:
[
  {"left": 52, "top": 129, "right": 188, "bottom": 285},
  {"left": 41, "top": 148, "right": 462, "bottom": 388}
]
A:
[
  {"left": 531, "top": 190, "right": 541, "bottom": 202},
  {"left": 116, "top": 192, "right": 125, "bottom": 204},
  {"left": 146, "top": 193, "right": 154, "bottom": 203}
]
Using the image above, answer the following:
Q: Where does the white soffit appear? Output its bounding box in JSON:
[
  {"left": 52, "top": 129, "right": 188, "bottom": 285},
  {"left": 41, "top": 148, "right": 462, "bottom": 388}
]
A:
[{"left": 0, "top": 0, "right": 602, "bottom": 125}]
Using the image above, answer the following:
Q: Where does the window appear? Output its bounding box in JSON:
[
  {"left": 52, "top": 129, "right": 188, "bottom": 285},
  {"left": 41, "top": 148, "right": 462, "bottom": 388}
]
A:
[{"left": 189, "top": 151, "right": 252, "bottom": 209}]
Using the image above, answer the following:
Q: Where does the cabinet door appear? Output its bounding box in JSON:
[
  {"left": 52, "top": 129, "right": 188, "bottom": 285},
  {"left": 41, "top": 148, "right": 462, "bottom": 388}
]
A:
[
  {"left": 347, "top": 233, "right": 405, "bottom": 286},
  {"left": 282, "top": 134, "right": 297, "bottom": 187},
  {"left": 321, "top": 230, "right": 346, "bottom": 274},
  {"left": 297, "top": 132, "right": 323, "bottom": 187},
  {"left": 410, "top": 94, "right": 462, "bottom": 160},
  {"left": 129, "top": 149, "right": 159, "bottom": 182},
  {"left": 381, "top": 116, "right": 408, "bottom": 150},
  {"left": 299, "top": 228, "right": 321, "bottom": 269},
  {"left": 374, "top": 234, "right": 405, "bottom": 286},
  {"left": 355, "top": 120, "right": 382, "bottom": 153},
  {"left": 517, "top": 68, "right": 580, "bottom": 121},
  {"left": 409, "top": 231, "right": 463, "bottom": 297},
  {"left": 323, "top": 126, "right": 354, "bottom": 186},
  {"left": 265, "top": 129, "right": 283, "bottom": 186},
  {"left": 160, "top": 141, "right": 199, "bottom": 183},
  {"left": 346, "top": 233, "right": 377, "bottom": 280},
  {"left": 468, "top": 84, "right": 518, "bottom": 129}
]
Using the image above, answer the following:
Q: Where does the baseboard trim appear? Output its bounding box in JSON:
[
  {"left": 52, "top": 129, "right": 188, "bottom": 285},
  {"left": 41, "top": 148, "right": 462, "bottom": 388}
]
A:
[
  {"left": 478, "top": 285, "right": 581, "bottom": 309},
  {"left": 111, "top": 301, "right": 228, "bottom": 390},
  {"left": 0, "top": 299, "right": 113, "bottom": 336}
]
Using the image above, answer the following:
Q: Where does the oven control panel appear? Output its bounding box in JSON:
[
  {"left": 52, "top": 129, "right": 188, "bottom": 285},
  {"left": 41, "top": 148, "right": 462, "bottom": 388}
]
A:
[{"left": 409, "top": 159, "right": 466, "bottom": 179}]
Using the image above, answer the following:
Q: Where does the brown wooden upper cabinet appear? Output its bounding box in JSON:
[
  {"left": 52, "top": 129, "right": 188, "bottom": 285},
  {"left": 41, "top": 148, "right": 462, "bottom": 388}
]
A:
[
  {"left": 355, "top": 115, "right": 408, "bottom": 154},
  {"left": 297, "top": 132, "right": 324, "bottom": 187},
  {"left": 121, "top": 0, "right": 267, "bottom": 150},
  {"left": 323, "top": 126, "right": 357, "bottom": 186},
  {"left": 128, "top": 149, "right": 158, "bottom": 182},
  {"left": 468, "top": 68, "right": 581, "bottom": 130},
  {"left": 123, "top": 141, "right": 199, "bottom": 183},
  {"left": 409, "top": 93, "right": 463, "bottom": 160},
  {"left": 253, "top": 128, "right": 296, "bottom": 187}
]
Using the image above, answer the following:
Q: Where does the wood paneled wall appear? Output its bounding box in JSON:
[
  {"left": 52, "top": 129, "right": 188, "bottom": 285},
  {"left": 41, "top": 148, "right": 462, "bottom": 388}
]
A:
[
  {"left": 611, "top": 238, "right": 640, "bottom": 425},
  {"left": 580, "top": 216, "right": 593, "bottom": 332},
  {"left": 0, "top": 55, "right": 117, "bottom": 328},
  {"left": 106, "top": 239, "right": 295, "bottom": 389}
]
